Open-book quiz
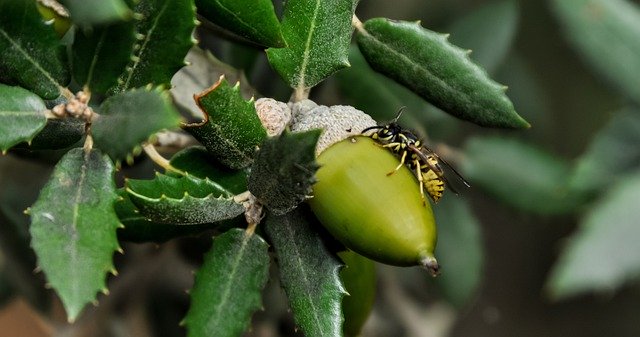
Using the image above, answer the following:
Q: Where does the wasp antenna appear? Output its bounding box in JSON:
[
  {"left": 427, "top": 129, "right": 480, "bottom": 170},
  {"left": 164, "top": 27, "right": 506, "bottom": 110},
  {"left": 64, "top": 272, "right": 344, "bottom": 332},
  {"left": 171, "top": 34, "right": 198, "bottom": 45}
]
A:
[{"left": 393, "top": 106, "right": 407, "bottom": 122}]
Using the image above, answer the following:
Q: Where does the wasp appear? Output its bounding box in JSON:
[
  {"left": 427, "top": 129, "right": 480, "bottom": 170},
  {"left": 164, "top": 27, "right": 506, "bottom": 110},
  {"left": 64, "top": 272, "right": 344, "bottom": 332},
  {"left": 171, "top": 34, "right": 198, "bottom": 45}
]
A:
[{"left": 362, "top": 108, "right": 470, "bottom": 204}]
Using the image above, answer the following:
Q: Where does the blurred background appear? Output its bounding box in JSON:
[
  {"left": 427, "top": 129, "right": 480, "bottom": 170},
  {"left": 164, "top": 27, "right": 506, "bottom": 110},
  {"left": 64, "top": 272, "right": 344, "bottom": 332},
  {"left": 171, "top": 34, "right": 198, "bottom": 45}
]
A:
[{"left": 2, "top": 0, "right": 640, "bottom": 336}]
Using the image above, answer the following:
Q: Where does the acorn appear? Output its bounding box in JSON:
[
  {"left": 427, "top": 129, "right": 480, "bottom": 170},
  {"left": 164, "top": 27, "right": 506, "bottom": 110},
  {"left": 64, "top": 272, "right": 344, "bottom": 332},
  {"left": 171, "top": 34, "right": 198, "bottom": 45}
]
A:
[{"left": 288, "top": 100, "right": 440, "bottom": 275}]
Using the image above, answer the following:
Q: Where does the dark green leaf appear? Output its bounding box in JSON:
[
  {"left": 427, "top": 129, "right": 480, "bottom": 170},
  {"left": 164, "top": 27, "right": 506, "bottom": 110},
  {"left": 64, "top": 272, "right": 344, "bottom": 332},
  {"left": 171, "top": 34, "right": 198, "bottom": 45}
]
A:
[
  {"left": 0, "top": 84, "right": 47, "bottom": 153},
  {"left": 462, "top": 136, "right": 581, "bottom": 214},
  {"left": 184, "top": 229, "right": 270, "bottom": 337},
  {"left": 356, "top": 18, "right": 528, "bottom": 129},
  {"left": 29, "top": 148, "right": 120, "bottom": 322},
  {"left": 265, "top": 207, "right": 345, "bottom": 337},
  {"left": 248, "top": 130, "right": 320, "bottom": 215},
  {"left": 169, "top": 146, "right": 247, "bottom": 195},
  {"left": 92, "top": 87, "right": 181, "bottom": 161},
  {"left": 448, "top": 0, "right": 519, "bottom": 74},
  {"left": 126, "top": 173, "right": 244, "bottom": 224},
  {"left": 433, "top": 197, "right": 483, "bottom": 307},
  {"left": 23, "top": 118, "right": 85, "bottom": 150},
  {"left": 551, "top": 0, "right": 640, "bottom": 105},
  {"left": 110, "top": 0, "right": 196, "bottom": 93},
  {"left": 570, "top": 108, "right": 640, "bottom": 195},
  {"left": 61, "top": 0, "right": 132, "bottom": 26},
  {"left": 338, "top": 250, "right": 376, "bottom": 337},
  {"left": 196, "top": 0, "right": 285, "bottom": 47},
  {"left": 72, "top": 20, "right": 136, "bottom": 94},
  {"left": 0, "top": 0, "right": 69, "bottom": 99},
  {"left": 115, "top": 190, "right": 217, "bottom": 243},
  {"left": 547, "top": 171, "right": 640, "bottom": 299},
  {"left": 266, "top": 0, "right": 357, "bottom": 90},
  {"left": 184, "top": 76, "right": 267, "bottom": 169}
]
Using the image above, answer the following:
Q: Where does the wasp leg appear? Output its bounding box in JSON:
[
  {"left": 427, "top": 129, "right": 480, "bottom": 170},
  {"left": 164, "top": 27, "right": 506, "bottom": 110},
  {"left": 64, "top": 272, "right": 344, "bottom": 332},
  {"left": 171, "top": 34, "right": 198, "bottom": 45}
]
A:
[
  {"left": 414, "top": 158, "right": 427, "bottom": 205},
  {"left": 387, "top": 150, "right": 407, "bottom": 176}
]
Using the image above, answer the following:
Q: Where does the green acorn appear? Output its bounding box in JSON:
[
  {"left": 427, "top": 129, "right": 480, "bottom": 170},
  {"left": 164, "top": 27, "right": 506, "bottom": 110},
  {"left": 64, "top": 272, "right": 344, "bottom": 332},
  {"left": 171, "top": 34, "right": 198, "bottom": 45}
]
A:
[{"left": 287, "top": 100, "right": 440, "bottom": 275}]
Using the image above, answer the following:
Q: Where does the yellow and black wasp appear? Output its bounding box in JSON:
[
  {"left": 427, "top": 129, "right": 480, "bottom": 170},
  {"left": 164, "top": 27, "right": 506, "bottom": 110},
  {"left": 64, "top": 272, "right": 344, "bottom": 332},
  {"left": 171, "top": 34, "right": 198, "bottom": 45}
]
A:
[{"left": 362, "top": 109, "right": 470, "bottom": 204}]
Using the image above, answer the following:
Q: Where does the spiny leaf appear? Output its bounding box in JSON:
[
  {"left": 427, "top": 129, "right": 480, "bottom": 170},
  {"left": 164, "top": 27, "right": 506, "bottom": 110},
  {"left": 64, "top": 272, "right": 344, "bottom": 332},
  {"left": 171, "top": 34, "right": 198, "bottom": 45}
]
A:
[
  {"left": 570, "top": 107, "right": 640, "bottom": 196},
  {"left": 23, "top": 118, "right": 85, "bottom": 150},
  {"left": 29, "top": 148, "right": 120, "bottom": 322},
  {"left": 183, "top": 76, "right": 267, "bottom": 169},
  {"left": 115, "top": 190, "right": 217, "bottom": 243},
  {"left": 92, "top": 87, "right": 181, "bottom": 161},
  {"left": 356, "top": 18, "right": 529, "bottom": 129},
  {"left": 547, "top": 171, "right": 640, "bottom": 299},
  {"left": 169, "top": 146, "right": 247, "bottom": 195},
  {"left": 196, "top": 0, "right": 285, "bottom": 47},
  {"left": 110, "top": 0, "right": 197, "bottom": 93},
  {"left": 71, "top": 18, "right": 136, "bottom": 95},
  {"left": 551, "top": 0, "right": 640, "bottom": 105},
  {"left": 265, "top": 207, "right": 346, "bottom": 337},
  {"left": 462, "top": 136, "right": 582, "bottom": 214},
  {"left": 266, "top": 0, "right": 357, "bottom": 90},
  {"left": 126, "top": 173, "right": 244, "bottom": 224},
  {"left": 248, "top": 130, "right": 321, "bottom": 216},
  {"left": 0, "top": 0, "right": 69, "bottom": 99},
  {"left": 61, "top": 0, "right": 132, "bottom": 26},
  {"left": 184, "top": 229, "right": 270, "bottom": 337},
  {"left": 0, "top": 84, "right": 47, "bottom": 153}
]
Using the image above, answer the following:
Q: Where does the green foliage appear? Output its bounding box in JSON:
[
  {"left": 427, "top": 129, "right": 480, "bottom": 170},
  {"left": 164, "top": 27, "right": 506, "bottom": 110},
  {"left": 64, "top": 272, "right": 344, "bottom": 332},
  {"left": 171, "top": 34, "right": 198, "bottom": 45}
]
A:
[
  {"left": 266, "top": 0, "right": 357, "bottom": 90},
  {"left": 126, "top": 173, "right": 244, "bottom": 224},
  {"left": 265, "top": 207, "right": 346, "bottom": 337},
  {"left": 92, "top": 87, "right": 181, "bottom": 161},
  {"left": 72, "top": 20, "right": 136, "bottom": 94},
  {"left": 0, "top": 84, "right": 47, "bottom": 153},
  {"left": 61, "top": 0, "right": 132, "bottom": 26},
  {"left": 196, "top": 0, "right": 285, "bottom": 47},
  {"left": 184, "top": 77, "right": 267, "bottom": 169},
  {"left": 184, "top": 229, "right": 270, "bottom": 337},
  {"left": 248, "top": 130, "right": 320, "bottom": 215},
  {"left": 356, "top": 18, "right": 528, "bottom": 129},
  {"left": 0, "top": 0, "right": 69, "bottom": 99},
  {"left": 110, "top": 0, "right": 197, "bottom": 93},
  {"left": 547, "top": 171, "right": 640, "bottom": 299},
  {"left": 552, "top": 0, "right": 640, "bottom": 105},
  {"left": 463, "top": 136, "right": 581, "bottom": 214},
  {"left": 25, "top": 118, "right": 85, "bottom": 150},
  {"left": 339, "top": 251, "right": 376, "bottom": 337},
  {"left": 29, "top": 148, "right": 120, "bottom": 322}
]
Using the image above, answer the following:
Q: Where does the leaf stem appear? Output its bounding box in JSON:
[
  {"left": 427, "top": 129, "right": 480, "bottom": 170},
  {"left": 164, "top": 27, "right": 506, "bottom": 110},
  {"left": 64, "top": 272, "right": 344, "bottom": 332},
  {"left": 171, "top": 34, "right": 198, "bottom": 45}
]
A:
[
  {"left": 352, "top": 14, "right": 366, "bottom": 35},
  {"left": 142, "top": 143, "right": 186, "bottom": 175}
]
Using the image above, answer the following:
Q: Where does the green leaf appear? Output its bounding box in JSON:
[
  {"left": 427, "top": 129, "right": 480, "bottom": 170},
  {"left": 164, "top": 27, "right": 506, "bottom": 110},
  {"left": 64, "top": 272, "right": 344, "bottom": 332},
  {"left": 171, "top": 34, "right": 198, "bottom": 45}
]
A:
[
  {"left": 551, "top": 0, "right": 640, "bottom": 105},
  {"left": 184, "top": 228, "right": 270, "bottom": 337},
  {"left": 169, "top": 146, "right": 247, "bottom": 195},
  {"left": 171, "top": 47, "right": 256, "bottom": 120},
  {"left": 248, "top": 130, "right": 320, "bottom": 216},
  {"left": 29, "top": 148, "right": 120, "bottom": 322},
  {"left": 110, "top": 0, "right": 197, "bottom": 93},
  {"left": 547, "top": 171, "right": 640, "bottom": 299},
  {"left": 0, "top": 0, "right": 69, "bottom": 99},
  {"left": 115, "top": 190, "right": 216, "bottom": 243},
  {"left": 266, "top": 0, "right": 357, "bottom": 90},
  {"left": 61, "top": 0, "right": 132, "bottom": 26},
  {"left": 184, "top": 76, "right": 267, "bottom": 169},
  {"left": 71, "top": 20, "right": 136, "bottom": 94},
  {"left": 338, "top": 250, "right": 376, "bottom": 337},
  {"left": 23, "top": 118, "right": 85, "bottom": 150},
  {"left": 447, "top": 0, "right": 519, "bottom": 74},
  {"left": 196, "top": 0, "right": 285, "bottom": 47},
  {"left": 92, "top": 87, "right": 181, "bottom": 161},
  {"left": 265, "top": 207, "right": 346, "bottom": 337},
  {"left": 356, "top": 18, "right": 528, "bottom": 129},
  {"left": 0, "top": 84, "right": 47, "bottom": 153},
  {"left": 126, "top": 173, "right": 244, "bottom": 224},
  {"left": 570, "top": 108, "right": 640, "bottom": 196},
  {"left": 462, "top": 136, "right": 581, "bottom": 214},
  {"left": 433, "top": 197, "right": 483, "bottom": 307}
]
